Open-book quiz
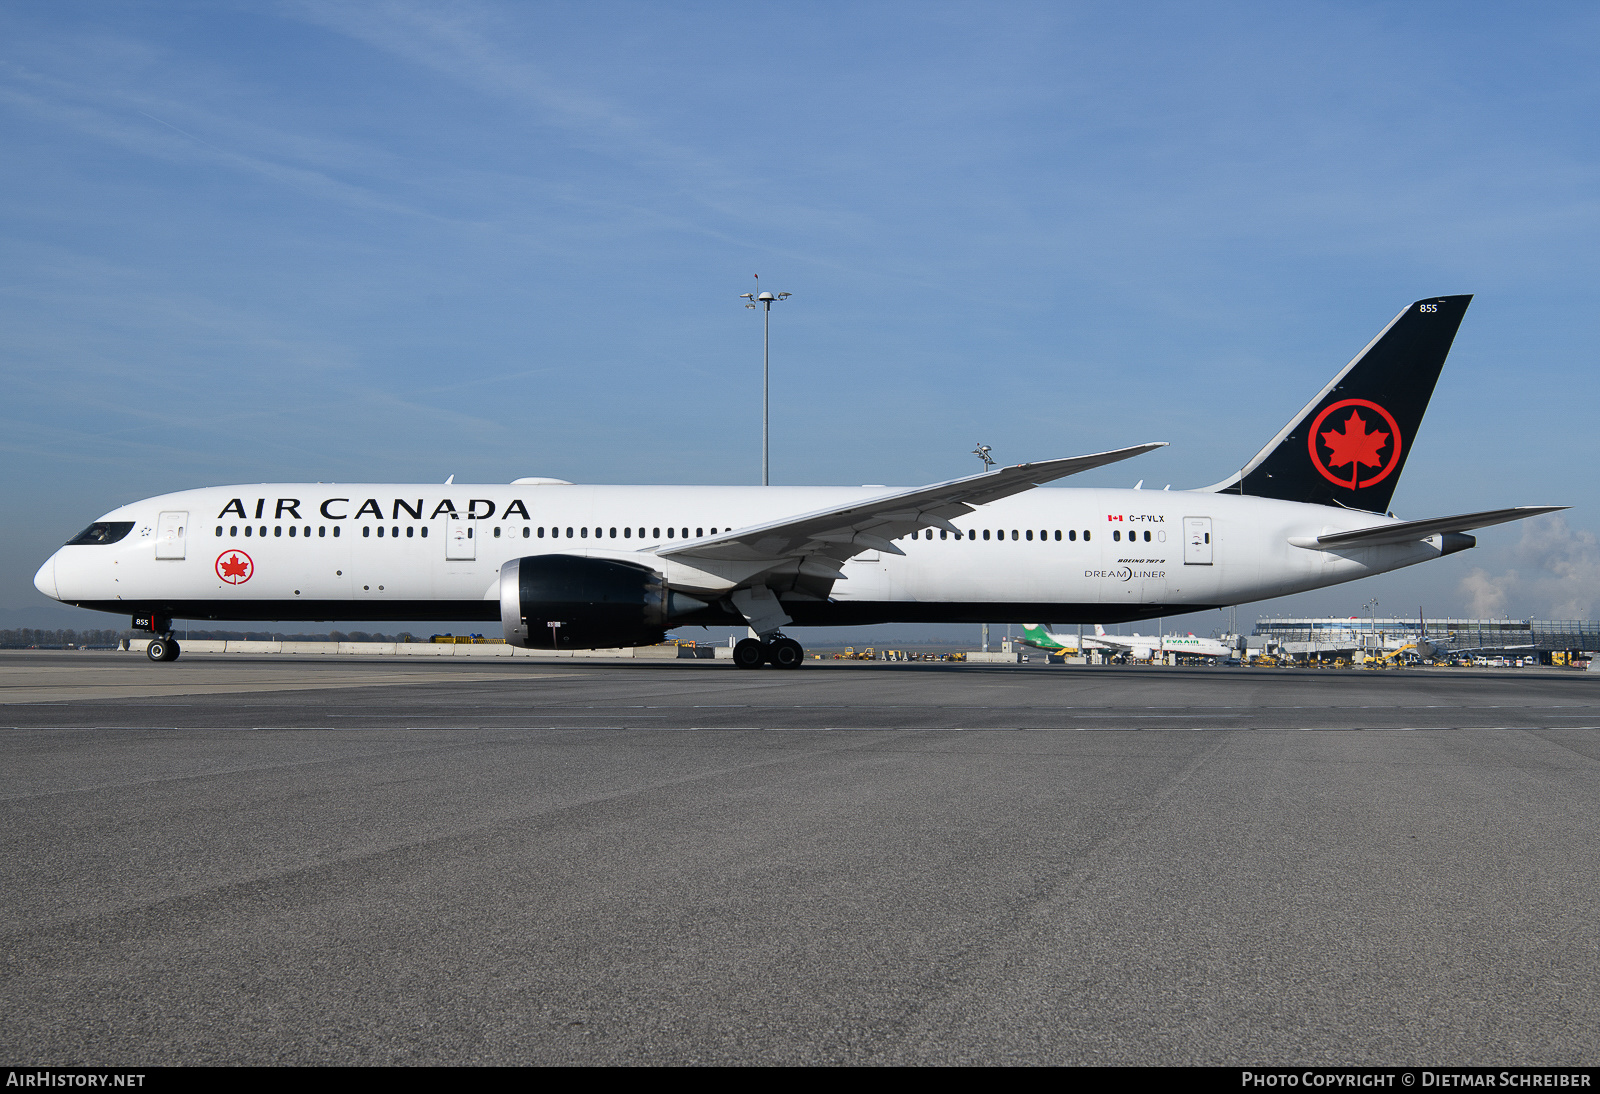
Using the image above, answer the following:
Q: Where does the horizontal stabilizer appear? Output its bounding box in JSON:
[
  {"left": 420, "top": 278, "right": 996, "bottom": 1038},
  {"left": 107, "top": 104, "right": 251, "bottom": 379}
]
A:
[{"left": 1293, "top": 506, "right": 1567, "bottom": 550}]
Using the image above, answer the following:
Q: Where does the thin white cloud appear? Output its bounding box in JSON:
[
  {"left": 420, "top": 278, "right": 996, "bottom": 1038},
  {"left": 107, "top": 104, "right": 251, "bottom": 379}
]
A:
[
  {"left": 286, "top": 0, "right": 877, "bottom": 241},
  {"left": 1457, "top": 514, "right": 1600, "bottom": 620},
  {"left": 0, "top": 60, "right": 450, "bottom": 222}
]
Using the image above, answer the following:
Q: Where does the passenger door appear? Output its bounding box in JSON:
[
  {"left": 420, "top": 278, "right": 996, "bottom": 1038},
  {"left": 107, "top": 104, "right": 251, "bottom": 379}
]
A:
[
  {"left": 446, "top": 514, "right": 476, "bottom": 561},
  {"left": 1184, "top": 516, "right": 1213, "bottom": 565},
  {"left": 155, "top": 511, "right": 188, "bottom": 560}
]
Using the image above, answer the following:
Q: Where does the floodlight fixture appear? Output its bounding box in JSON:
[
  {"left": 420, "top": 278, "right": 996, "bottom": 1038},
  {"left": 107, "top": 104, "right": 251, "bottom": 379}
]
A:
[{"left": 739, "top": 274, "right": 792, "bottom": 485}]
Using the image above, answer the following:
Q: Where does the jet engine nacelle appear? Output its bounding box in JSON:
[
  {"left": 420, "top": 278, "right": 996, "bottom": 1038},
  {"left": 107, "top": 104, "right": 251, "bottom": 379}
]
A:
[{"left": 498, "top": 554, "right": 708, "bottom": 650}]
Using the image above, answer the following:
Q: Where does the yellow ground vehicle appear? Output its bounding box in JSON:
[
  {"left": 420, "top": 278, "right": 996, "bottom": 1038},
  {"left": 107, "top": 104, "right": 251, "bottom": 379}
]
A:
[{"left": 1366, "top": 643, "right": 1417, "bottom": 668}]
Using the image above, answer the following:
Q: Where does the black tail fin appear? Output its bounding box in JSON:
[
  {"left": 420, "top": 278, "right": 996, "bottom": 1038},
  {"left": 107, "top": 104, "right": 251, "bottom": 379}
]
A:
[{"left": 1203, "top": 295, "right": 1472, "bottom": 512}]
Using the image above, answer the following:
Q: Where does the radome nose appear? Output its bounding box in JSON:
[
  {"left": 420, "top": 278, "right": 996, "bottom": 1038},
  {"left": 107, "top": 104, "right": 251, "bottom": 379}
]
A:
[{"left": 33, "top": 555, "right": 58, "bottom": 600}]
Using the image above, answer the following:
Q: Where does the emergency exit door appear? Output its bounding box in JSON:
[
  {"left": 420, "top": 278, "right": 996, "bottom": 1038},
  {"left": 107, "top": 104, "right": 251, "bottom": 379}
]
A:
[{"left": 1184, "top": 516, "right": 1213, "bottom": 565}]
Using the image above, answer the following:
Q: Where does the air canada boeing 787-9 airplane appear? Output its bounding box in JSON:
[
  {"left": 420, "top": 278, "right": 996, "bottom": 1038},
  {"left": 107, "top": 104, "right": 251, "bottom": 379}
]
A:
[{"left": 34, "top": 295, "right": 1564, "bottom": 667}]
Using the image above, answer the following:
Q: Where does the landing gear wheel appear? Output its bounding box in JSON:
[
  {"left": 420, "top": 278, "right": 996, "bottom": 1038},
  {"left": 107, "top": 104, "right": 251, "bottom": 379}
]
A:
[
  {"left": 147, "top": 638, "right": 180, "bottom": 662},
  {"left": 768, "top": 637, "right": 805, "bottom": 669},
  {"left": 732, "top": 638, "right": 766, "bottom": 669}
]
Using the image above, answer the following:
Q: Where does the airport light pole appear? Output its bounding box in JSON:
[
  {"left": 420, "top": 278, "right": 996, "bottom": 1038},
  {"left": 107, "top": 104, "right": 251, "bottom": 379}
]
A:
[{"left": 740, "top": 276, "right": 792, "bottom": 486}]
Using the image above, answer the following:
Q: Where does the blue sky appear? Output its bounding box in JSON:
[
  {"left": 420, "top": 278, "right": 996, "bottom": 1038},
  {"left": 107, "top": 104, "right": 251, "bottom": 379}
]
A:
[{"left": 3, "top": 1, "right": 1597, "bottom": 639}]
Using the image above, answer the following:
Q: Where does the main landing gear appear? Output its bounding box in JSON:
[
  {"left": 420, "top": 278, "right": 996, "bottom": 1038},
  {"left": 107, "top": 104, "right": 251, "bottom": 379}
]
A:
[
  {"left": 146, "top": 636, "right": 181, "bottom": 662},
  {"left": 732, "top": 635, "right": 805, "bottom": 670}
]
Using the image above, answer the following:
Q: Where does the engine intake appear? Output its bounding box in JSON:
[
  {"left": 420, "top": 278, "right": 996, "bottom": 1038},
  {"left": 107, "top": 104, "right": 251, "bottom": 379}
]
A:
[{"left": 499, "top": 555, "right": 707, "bottom": 650}]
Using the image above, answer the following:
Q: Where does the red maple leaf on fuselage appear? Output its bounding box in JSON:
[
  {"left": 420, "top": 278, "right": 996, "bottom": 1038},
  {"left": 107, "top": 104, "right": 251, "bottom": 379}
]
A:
[
  {"left": 220, "top": 554, "right": 250, "bottom": 579},
  {"left": 1319, "top": 410, "right": 1390, "bottom": 486}
]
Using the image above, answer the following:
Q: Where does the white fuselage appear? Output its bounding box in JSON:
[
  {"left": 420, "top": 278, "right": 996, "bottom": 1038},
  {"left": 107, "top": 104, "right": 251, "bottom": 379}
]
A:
[
  {"left": 1097, "top": 634, "right": 1234, "bottom": 659},
  {"left": 35, "top": 481, "right": 1460, "bottom": 629}
]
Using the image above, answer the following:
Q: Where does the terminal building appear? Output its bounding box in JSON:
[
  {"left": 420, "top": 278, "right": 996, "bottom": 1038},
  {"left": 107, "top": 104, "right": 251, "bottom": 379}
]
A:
[{"left": 1252, "top": 617, "right": 1600, "bottom": 662}]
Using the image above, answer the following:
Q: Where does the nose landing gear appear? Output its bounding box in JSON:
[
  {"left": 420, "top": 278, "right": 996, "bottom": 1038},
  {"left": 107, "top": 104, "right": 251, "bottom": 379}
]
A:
[
  {"left": 732, "top": 634, "right": 805, "bottom": 669},
  {"left": 136, "top": 614, "right": 180, "bottom": 662},
  {"left": 146, "top": 636, "right": 181, "bottom": 662}
]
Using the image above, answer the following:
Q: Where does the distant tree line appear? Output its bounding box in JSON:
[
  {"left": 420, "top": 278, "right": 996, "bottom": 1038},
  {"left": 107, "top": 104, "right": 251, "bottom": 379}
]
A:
[
  {"left": 1, "top": 628, "right": 128, "bottom": 649},
  {"left": 1, "top": 628, "right": 420, "bottom": 648}
]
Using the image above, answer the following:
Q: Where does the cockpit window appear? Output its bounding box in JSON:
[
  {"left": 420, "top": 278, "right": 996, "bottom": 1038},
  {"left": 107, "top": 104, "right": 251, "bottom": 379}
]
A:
[{"left": 66, "top": 521, "right": 135, "bottom": 546}]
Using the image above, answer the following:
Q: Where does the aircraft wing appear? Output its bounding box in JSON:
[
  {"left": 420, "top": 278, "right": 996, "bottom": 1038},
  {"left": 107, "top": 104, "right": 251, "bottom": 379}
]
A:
[
  {"left": 656, "top": 443, "right": 1165, "bottom": 572},
  {"left": 1296, "top": 506, "right": 1567, "bottom": 550}
]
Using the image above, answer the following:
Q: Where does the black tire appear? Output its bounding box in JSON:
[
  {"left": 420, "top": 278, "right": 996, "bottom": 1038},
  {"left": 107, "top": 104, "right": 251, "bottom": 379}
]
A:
[
  {"left": 164, "top": 639, "right": 181, "bottom": 662},
  {"left": 147, "top": 638, "right": 169, "bottom": 662},
  {"left": 769, "top": 637, "right": 804, "bottom": 669},
  {"left": 732, "top": 638, "right": 766, "bottom": 669}
]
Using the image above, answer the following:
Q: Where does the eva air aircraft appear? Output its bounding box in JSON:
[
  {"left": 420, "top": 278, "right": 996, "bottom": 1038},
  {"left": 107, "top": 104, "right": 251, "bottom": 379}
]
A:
[
  {"left": 1020, "top": 623, "right": 1233, "bottom": 661},
  {"left": 35, "top": 295, "right": 1562, "bottom": 668}
]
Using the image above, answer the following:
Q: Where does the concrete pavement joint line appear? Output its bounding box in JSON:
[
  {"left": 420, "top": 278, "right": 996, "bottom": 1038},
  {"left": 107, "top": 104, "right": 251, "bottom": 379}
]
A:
[
  {"left": 0, "top": 671, "right": 580, "bottom": 706},
  {"left": 1070, "top": 714, "right": 1239, "bottom": 719},
  {"left": 0, "top": 730, "right": 589, "bottom": 803},
  {"left": 1525, "top": 730, "right": 1600, "bottom": 765},
  {"left": 1020, "top": 732, "right": 1234, "bottom": 919},
  {"left": 0, "top": 731, "right": 896, "bottom": 934}
]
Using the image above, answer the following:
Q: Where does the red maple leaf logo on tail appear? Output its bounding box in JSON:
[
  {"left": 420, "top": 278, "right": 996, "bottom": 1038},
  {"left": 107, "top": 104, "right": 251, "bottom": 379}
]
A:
[
  {"left": 1307, "top": 400, "right": 1401, "bottom": 490},
  {"left": 1320, "top": 411, "right": 1390, "bottom": 488}
]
